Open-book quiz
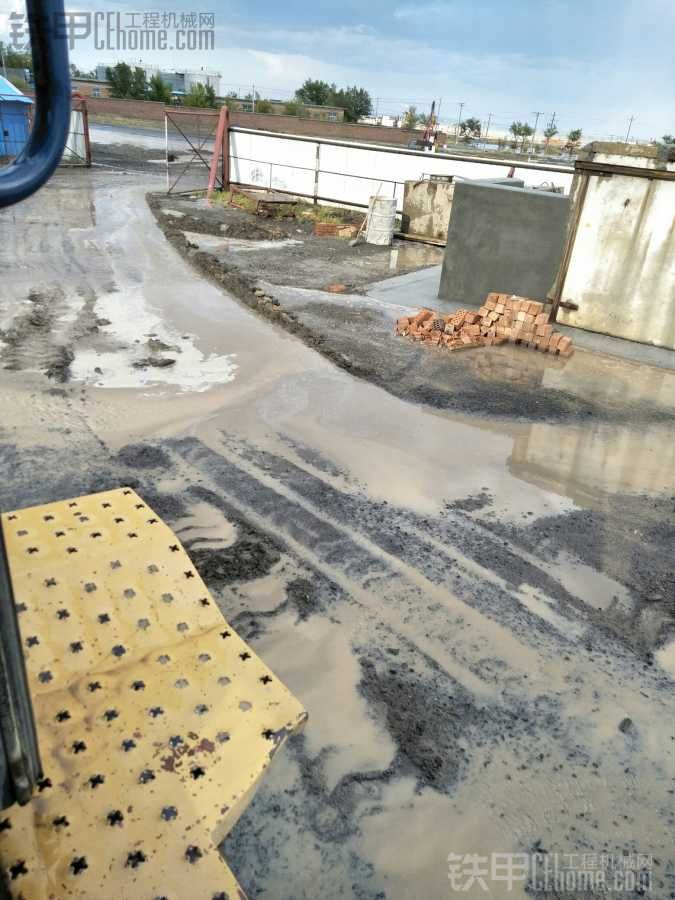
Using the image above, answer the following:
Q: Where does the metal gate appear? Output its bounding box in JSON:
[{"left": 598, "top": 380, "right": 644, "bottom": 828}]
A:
[
  {"left": 0, "top": 95, "right": 91, "bottom": 167},
  {"left": 60, "top": 95, "right": 91, "bottom": 167},
  {"left": 164, "top": 108, "right": 228, "bottom": 195}
]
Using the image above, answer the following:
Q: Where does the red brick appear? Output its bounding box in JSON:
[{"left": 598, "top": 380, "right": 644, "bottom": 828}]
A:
[{"left": 413, "top": 308, "right": 434, "bottom": 325}]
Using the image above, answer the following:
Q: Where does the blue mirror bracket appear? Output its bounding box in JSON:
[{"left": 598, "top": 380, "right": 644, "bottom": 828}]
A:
[{"left": 0, "top": 0, "right": 71, "bottom": 209}]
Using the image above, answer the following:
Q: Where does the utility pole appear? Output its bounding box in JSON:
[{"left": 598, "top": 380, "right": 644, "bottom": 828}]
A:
[
  {"left": 531, "top": 110, "right": 543, "bottom": 153},
  {"left": 625, "top": 114, "right": 635, "bottom": 143},
  {"left": 483, "top": 111, "right": 492, "bottom": 148},
  {"left": 252, "top": 83, "right": 255, "bottom": 113},
  {"left": 455, "top": 100, "right": 464, "bottom": 143}
]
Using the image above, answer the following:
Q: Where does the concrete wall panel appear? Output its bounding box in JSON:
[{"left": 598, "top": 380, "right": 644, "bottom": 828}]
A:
[
  {"left": 437, "top": 182, "right": 571, "bottom": 308},
  {"left": 557, "top": 162, "right": 675, "bottom": 348}
]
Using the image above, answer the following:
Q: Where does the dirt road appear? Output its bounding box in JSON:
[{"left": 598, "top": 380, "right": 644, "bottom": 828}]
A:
[{"left": 0, "top": 169, "right": 673, "bottom": 899}]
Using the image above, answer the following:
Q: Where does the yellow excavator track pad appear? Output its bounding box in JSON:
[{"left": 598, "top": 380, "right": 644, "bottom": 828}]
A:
[{"left": 0, "top": 488, "right": 306, "bottom": 899}]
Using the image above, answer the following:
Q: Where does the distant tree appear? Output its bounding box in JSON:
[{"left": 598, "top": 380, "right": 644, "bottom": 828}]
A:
[
  {"left": 0, "top": 42, "right": 32, "bottom": 72},
  {"left": 7, "top": 74, "right": 29, "bottom": 92},
  {"left": 148, "top": 73, "right": 172, "bottom": 103},
  {"left": 70, "top": 62, "right": 96, "bottom": 79},
  {"left": 106, "top": 63, "right": 146, "bottom": 99},
  {"left": 131, "top": 67, "right": 146, "bottom": 98},
  {"left": 295, "top": 79, "right": 333, "bottom": 106},
  {"left": 509, "top": 121, "right": 524, "bottom": 147},
  {"left": 509, "top": 120, "right": 534, "bottom": 150},
  {"left": 283, "top": 99, "right": 305, "bottom": 117},
  {"left": 564, "top": 128, "right": 582, "bottom": 153},
  {"left": 256, "top": 98, "right": 273, "bottom": 113},
  {"left": 662, "top": 133, "right": 674, "bottom": 144},
  {"left": 294, "top": 79, "right": 371, "bottom": 122},
  {"left": 221, "top": 91, "right": 239, "bottom": 110},
  {"left": 332, "top": 85, "right": 372, "bottom": 122},
  {"left": 543, "top": 125, "right": 558, "bottom": 150},
  {"left": 459, "top": 117, "right": 481, "bottom": 142},
  {"left": 402, "top": 105, "right": 422, "bottom": 129},
  {"left": 184, "top": 82, "right": 216, "bottom": 108}
]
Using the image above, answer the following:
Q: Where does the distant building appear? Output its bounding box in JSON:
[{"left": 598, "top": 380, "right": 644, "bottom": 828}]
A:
[
  {"left": 92, "top": 63, "right": 221, "bottom": 99},
  {"left": 72, "top": 78, "right": 113, "bottom": 98},
  {"left": 358, "top": 114, "right": 399, "bottom": 128},
  {"left": 0, "top": 74, "right": 33, "bottom": 159}
]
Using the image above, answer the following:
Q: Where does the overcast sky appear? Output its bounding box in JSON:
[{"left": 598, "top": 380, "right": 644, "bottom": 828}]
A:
[{"left": 1, "top": 0, "right": 673, "bottom": 139}]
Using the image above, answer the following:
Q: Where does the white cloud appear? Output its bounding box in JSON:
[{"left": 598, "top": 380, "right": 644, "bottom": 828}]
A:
[
  {"left": 393, "top": 3, "right": 453, "bottom": 18},
  {"left": 3, "top": 0, "right": 670, "bottom": 138}
]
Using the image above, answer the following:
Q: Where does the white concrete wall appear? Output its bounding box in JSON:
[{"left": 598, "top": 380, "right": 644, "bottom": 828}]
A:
[
  {"left": 229, "top": 128, "right": 573, "bottom": 212},
  {"left": 557, "top": 150, "right": 675, "bottom": 348}
]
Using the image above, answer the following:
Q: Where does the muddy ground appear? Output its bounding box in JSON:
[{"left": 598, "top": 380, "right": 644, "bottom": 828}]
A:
[
  {"left": 149, "top": 192, "right": 675, "bottom": 428},
  {"left": 0, "top": 169, "right": 673, "bottom": 899}
]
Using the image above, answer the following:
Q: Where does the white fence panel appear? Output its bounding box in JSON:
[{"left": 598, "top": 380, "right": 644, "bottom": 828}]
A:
[
  {"left": 229, "top": 130, "right": 316, "bottom": 195},
  {"left": 229, "top": 128, "right": 574, "bottom": 209}
]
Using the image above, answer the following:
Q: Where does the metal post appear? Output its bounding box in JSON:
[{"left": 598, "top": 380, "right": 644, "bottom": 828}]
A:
[
  {"left": 484, "top": 112, "right": 492, "bottom": 149},
  {"left": 221, "top": 105, "right": 230, "bottom": 191},
  {"left": 313, "top": 142, "right": 320, "bottom": 204},
  {"left": 164, "top": 112, "right": 170, "bottom": 191},
  {"left": 80, "top": 97, "right": 92, "bottom": 167},
  {"left": 455, "top": 101, "right": 464, "bottom": 143},
  {"left": 531, "top": 111, "right": 543, "bottom": 154}
]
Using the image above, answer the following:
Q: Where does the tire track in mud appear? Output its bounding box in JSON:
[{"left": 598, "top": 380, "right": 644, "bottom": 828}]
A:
[
  {"left": 2, "top": 429, "right": 673, "bottom": 897},
  {"left": 161, "top": 437, "right": 673, "bottom": 898}
]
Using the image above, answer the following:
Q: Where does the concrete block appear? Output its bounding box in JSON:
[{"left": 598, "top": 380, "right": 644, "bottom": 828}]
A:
[{"left": 437, "top": 181, "right": 570, "bottom": 310}]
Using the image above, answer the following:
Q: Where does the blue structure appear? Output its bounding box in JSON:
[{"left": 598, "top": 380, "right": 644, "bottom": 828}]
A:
[{"left": 0, "top": 75, "right": 33, "bottom": 159}]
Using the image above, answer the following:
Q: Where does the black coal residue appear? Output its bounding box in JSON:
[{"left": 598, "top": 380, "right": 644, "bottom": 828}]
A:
[
  {"left": 115, "top": 443, "right": 172, "bottom": 470},
  {"left": 447, "top": 491, "right": 493, "bottom": 512},
  {"left": 357, "top": 654, "right": 518, "bottom": 793},
  {"left": 232, "top": 574, "right": 341, "bottom": 641},
  {"left": 290, "top": 735, "right": 395, "bottom": 843},
  {"left": 188, "top": 537, "right": 281, "bottom": 586},
  {"left": 286, "top": 577, "right": 324, "bottom": 621},
  {"left": 139, "top": 489, "right": 187, "bottom": 523}
]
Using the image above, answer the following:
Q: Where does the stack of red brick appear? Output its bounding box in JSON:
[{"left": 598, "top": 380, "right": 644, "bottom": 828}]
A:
[{"left": 395, "top": 292, "right": 574, "bottom": 357}]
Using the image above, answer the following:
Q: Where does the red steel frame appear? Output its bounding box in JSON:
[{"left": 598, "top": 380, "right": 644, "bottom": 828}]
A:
[{"left": 165, "top": 107, "right": 230, "bottom": 195}]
